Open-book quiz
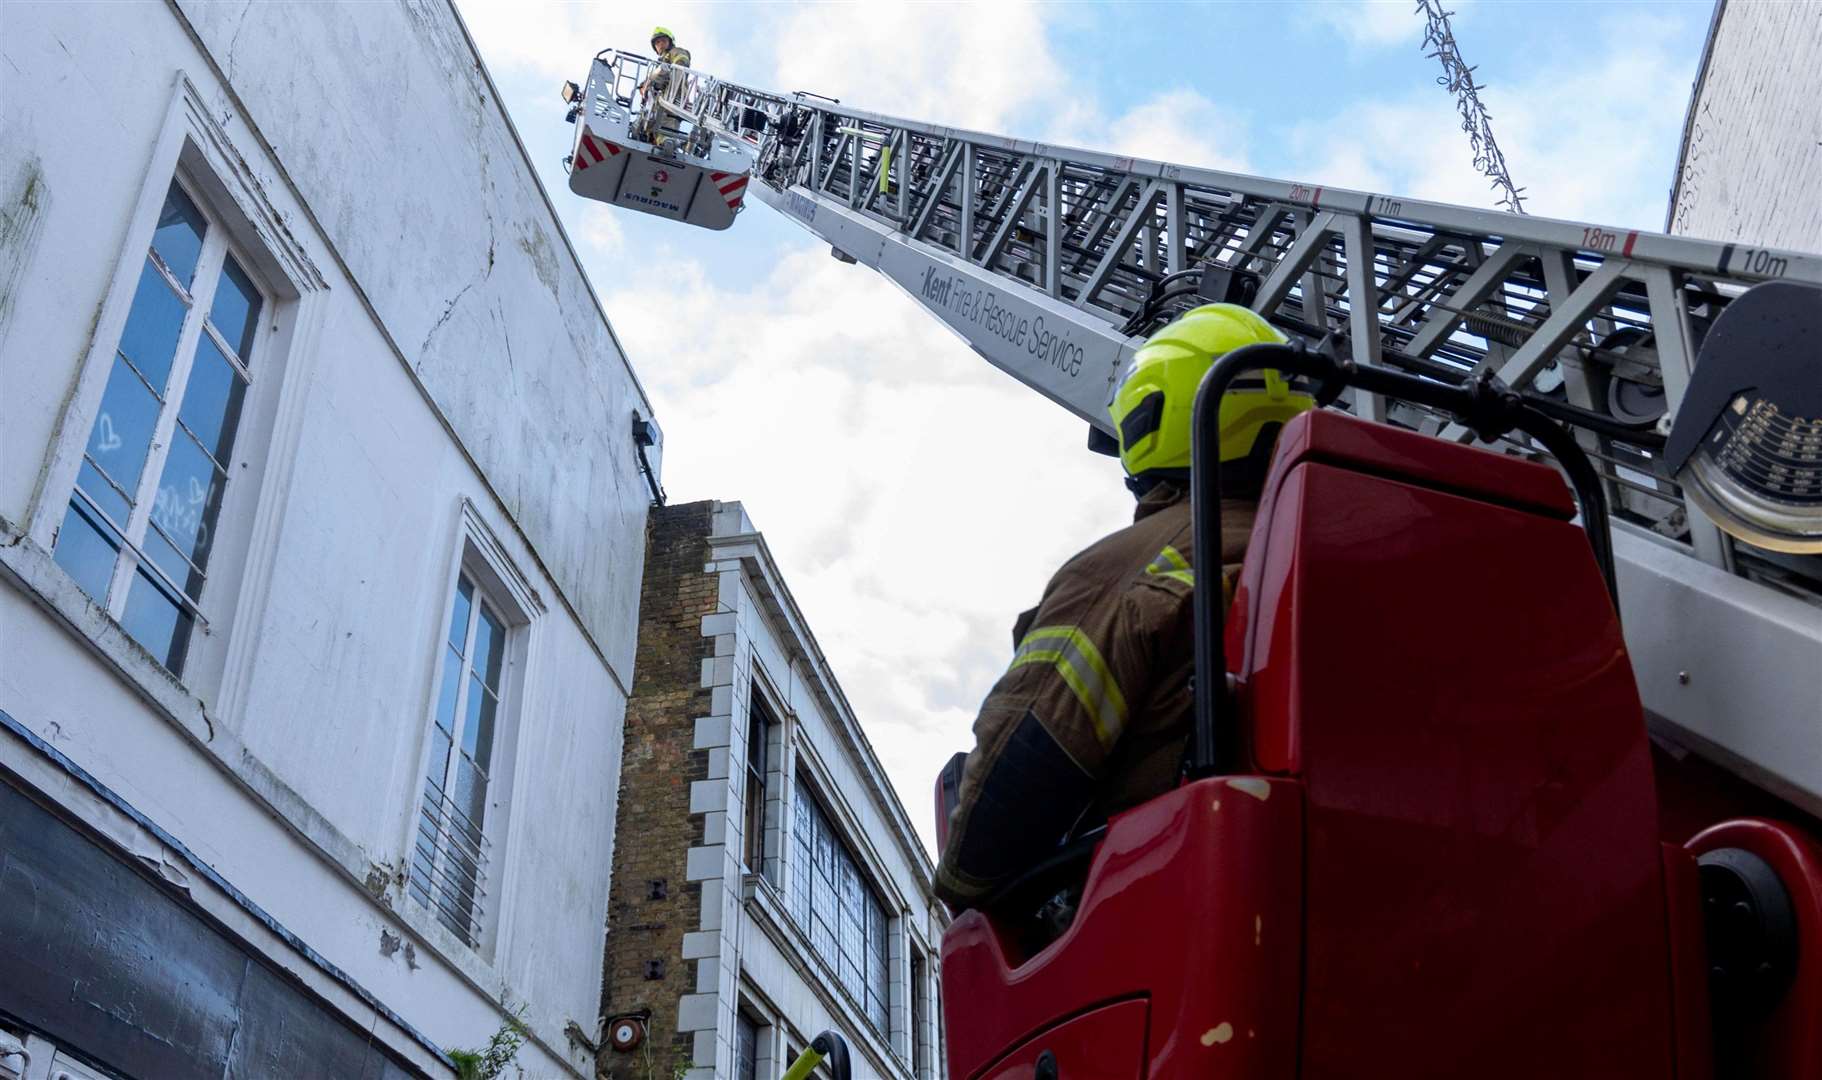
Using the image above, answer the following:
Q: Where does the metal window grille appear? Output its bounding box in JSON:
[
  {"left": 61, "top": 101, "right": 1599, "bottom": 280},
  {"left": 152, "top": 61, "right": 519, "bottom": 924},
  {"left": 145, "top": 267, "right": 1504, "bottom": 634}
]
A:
[
  {"left": 408, "top": 572, "right": 508, "bottom": 946},
  {"left": 789, "top": 775, "right": 891, "bottom": 1034},
  {"left": 53, "top": 179, "right": 266, "bottom": 674}
]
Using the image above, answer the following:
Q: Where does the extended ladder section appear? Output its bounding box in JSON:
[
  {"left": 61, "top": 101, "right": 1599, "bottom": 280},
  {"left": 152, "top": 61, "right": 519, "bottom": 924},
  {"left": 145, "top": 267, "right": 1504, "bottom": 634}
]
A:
[{"left": 670, "top": 74, "right": 1822, "bottom": 814}]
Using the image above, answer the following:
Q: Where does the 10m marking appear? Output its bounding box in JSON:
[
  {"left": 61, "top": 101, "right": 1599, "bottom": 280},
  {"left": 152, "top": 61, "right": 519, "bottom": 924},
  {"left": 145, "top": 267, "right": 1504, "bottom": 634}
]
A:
[{"left": 1732, "top": 247, "right": 1790, "bottom": 277}]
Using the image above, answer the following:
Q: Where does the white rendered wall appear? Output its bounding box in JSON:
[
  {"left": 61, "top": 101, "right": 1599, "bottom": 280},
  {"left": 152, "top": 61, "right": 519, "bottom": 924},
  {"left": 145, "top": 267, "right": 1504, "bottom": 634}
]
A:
[
  {"left": 0, "top": 1, "right": 650, "bottom": 1075},
  {"left": 1667, "top": 0, "right": 1822, "bottom": 252}
]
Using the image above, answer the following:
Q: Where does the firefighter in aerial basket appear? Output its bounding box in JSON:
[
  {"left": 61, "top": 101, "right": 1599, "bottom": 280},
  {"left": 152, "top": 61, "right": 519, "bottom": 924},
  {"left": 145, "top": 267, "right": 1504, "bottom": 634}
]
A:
[
  {"left": 933, "top": 304, "right": 1316, "bottom": 912},
  {"left": 636, "top": 26, "right": 692, "bottom": 147}
]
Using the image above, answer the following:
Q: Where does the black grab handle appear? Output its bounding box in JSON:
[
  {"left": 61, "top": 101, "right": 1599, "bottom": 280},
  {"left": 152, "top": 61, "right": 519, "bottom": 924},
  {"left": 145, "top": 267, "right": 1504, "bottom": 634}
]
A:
[{"left": 1187, "top": 340, "right": 1618, "bottom": 780}]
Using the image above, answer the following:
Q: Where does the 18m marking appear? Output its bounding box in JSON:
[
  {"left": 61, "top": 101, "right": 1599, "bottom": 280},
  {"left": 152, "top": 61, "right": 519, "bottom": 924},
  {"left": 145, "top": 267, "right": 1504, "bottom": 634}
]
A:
[{"left": 1583, "top": 226, "right": 1619, "bottom": 252}]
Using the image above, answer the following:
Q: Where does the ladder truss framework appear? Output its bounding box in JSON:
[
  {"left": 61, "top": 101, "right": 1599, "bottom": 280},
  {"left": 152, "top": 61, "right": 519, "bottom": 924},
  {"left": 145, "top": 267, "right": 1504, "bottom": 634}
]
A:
[{"left": 672, "top": 75, "right": 1822, "bottom": 813}]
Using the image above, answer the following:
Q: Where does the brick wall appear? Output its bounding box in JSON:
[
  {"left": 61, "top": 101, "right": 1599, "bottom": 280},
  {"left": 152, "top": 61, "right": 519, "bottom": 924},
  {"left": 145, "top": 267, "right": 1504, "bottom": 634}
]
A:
[{"left": 598, "top": 501, "right": 718, "bottom": 1080}]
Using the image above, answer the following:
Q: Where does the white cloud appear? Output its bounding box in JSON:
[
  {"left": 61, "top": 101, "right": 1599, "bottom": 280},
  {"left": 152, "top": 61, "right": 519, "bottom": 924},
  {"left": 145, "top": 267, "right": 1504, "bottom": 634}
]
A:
[
  {"left": 1309, "top": 0, "right": 1429, "bottom": 49},
  {"left": 604, "top": 247, "right": 1134, "bottom": 851},
  {"left": 1101, "top": 89, "right": 1255, "bottom": 173},
  {"left": 765, "top": 1, "right": 1066, "bottom": 133},
  {"left": 1284, "top": 12, "right": 1695, "bottom": 227},
  {"left": 578, "top": 206, "right": 624, "bottom": 257},
  {"left": 455, "top": 0, "right": 1065, "bottom": 134}
]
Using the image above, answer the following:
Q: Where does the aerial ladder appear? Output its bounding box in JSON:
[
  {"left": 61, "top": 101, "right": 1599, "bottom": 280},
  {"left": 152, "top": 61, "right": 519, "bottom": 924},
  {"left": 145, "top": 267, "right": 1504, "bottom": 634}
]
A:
[{"left": 565, "top": 48, "right": 1822, "bottom": 1079}]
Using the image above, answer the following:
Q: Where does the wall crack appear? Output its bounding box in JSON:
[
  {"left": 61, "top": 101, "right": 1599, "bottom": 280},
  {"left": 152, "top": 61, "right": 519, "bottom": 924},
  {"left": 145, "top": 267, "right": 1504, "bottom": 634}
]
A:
[{"left": 418, "top": 232, "right": 495, "bottom": 362}]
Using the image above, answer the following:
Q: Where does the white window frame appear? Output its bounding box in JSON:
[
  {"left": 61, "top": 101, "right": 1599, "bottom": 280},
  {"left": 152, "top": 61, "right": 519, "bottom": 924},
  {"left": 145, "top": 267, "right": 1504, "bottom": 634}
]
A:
[
  {"left": 733, "top": 1002, "right": 774, "bottom": 1080},
  {"left": 55, "top": 175, "right": 267, "bottom": 665},
  {"left": 743, "top": 666, "right": 792, "bottom": 885},
  {"left": 743, "top": 687, "right": 773, "bottom": 875},
  {"left": 405, "top": 499, "right": 540, "bottom": 957},
  {"left": 908, "top": 943, "right": 933, "bottom": 1080},
  {"left": 29, "top": 73, "right": 324, "bottom": 708}
]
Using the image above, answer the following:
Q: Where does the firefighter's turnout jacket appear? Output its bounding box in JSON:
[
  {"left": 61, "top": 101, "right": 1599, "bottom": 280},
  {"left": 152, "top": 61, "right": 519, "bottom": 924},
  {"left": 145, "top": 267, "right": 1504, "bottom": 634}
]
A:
[
  {"left": 933, "top": 483, "right": 1256, "bottom": 909},
  {"left": 650, "top": 45, "right": 692, "bottom": 93}
]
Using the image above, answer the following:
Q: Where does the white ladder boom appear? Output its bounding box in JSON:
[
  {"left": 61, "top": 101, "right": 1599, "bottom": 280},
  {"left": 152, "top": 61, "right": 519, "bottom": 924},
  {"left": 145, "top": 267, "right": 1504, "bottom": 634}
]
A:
[{"left": 666, "top": 68, "right": 1822, "bottom": 815}]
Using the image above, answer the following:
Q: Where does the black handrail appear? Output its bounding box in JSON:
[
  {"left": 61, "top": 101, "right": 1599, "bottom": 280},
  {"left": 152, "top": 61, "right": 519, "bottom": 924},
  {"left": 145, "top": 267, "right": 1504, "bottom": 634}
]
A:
[
  {"left": 781, "top": 1030, "right": 852, "bottom": 1080},
  {"left": 1187, "top": 340, "right": 1618, "bottom": 779}
]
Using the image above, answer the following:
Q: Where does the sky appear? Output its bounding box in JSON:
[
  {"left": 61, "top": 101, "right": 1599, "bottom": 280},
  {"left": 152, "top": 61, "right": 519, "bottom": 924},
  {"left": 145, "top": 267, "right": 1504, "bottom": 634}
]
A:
[{"left": 453, "top": 0, "right": 1715, "bottom": 852}]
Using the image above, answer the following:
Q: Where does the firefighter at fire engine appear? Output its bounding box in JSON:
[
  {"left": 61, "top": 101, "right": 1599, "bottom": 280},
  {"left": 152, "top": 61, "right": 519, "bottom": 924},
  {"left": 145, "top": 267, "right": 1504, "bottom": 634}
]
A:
[
  {"left": 933, "top": 304, "right": 1316, "bottom": 912},
  {"left": 637, "top": 26, "right": 692, "bottom": 146}
]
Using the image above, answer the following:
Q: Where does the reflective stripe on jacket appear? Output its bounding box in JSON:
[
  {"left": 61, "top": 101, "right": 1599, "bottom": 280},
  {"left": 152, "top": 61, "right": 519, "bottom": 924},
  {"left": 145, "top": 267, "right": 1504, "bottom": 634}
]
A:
[{"left": 933, "top": 482, "right": 1256, "bottom": 908}]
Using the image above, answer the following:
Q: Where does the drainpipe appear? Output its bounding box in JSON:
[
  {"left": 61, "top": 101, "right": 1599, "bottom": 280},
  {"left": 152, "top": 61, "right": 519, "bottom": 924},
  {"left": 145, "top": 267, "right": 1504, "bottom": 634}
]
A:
[{"left": 632, "top": 413, "right": 666, "bottom": 506}]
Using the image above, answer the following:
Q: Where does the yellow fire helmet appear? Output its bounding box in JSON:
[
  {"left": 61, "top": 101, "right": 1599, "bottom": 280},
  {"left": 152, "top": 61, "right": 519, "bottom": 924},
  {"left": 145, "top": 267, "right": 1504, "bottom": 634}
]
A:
[
  {"left": 651, "top": 26, "right": 675, "bottom": 46},
  {"left": 1109, "top": 303, "right": 1316, "bottom": 494}
]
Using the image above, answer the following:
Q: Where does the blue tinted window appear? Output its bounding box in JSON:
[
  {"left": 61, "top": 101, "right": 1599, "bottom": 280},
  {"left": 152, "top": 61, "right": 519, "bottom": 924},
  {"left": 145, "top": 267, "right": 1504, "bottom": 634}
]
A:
[
  {"left": 434, "top": 644, "right": 462, "bottom": 735},
  {"left": 473, "top": 603, "right": 505, "bottom": 692},
  {"left": 149, "top": 428, "right": 226, "bottom": 587},
  {"left": 53, "top": 501, "right": 120, "bottom": 603},
  {"left": 176, "top": 335, "right": 247, "bottom": 465},
  {"left": 85, "top": 356, "right": 163, "bottom": 507},
  {"left": 117, "top": 258, "right": 188, "bottom": 393},
  {"left": 122, "top": 567, "right": 191, "bottom": 670},
  {"left": 462, "top": 673, "right": 493, "bottom": 762},
  {"left": 151, "top": 184, "right": 207, "bottom": 288},
  {"left": 209, "top": 254, "right": 261, "bottom": 362},
  {"left": 449, "top": 576, "right": 474, "bottom": 652},
  {"left": 77, "top": 459, "right": 131, "bottom": 528},
  {"left": 142, "top": 523, "right": 204, "bottom": 599},
  {"left": 464, "top": 677, "right": 498, "bottom": 767}
]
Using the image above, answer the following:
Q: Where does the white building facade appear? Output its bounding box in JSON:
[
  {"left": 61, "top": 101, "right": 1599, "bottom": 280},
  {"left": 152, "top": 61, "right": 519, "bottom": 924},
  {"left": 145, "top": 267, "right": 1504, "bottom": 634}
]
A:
[
  {"left": 1, "top": 2, "right": 657, "bottom": 1077},
  {"left": 599, "top": 502, "right": 946, "bottom": 1080},
  {"left": 1667, "top": 0, "right": 1822, "bottom": 251}
]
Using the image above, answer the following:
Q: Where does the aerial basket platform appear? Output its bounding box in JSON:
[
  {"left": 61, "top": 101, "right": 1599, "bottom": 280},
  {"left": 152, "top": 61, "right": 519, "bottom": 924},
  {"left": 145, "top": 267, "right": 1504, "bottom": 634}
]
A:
[{"left": 563, "top": 50, "right": 754, "bottom": 231}]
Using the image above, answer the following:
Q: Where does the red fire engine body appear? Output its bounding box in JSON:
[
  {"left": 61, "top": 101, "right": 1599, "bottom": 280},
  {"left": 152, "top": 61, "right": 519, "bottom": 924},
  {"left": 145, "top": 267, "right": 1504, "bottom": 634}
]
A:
[{"left": 936, "top": 410, "right": 1821, "bottom": 1080}]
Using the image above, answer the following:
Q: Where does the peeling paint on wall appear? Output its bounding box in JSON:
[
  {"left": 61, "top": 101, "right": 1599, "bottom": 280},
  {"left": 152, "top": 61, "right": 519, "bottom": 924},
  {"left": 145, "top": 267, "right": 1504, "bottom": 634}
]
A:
[
  {"left": 364, "top": 864, "right": 391, "bottom": 900},
  {"left": 0, "top": 154, "right": 48, "bottom": 353},
  {"left": 516, "top": 225, "right": 562, "bottom": 306}
]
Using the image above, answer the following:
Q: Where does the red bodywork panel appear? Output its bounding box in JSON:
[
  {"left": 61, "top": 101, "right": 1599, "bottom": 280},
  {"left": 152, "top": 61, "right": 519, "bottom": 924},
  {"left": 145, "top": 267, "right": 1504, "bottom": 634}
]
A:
[
  {"left": 941, "top": 412, "right": 1715, "bottom": 1078},
  {"left": 977, "top": 999, "right": 1150, "bottom": 1079},
  {"left": 1236, "top": 418, "right": 1676, "bottom": 1076},
  {"left": 942, "top": 777, "right": 1304, "bottom": 1080}
]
